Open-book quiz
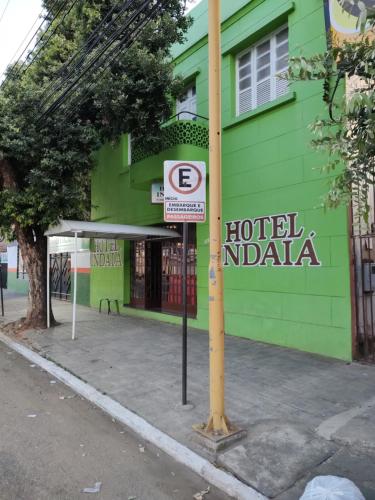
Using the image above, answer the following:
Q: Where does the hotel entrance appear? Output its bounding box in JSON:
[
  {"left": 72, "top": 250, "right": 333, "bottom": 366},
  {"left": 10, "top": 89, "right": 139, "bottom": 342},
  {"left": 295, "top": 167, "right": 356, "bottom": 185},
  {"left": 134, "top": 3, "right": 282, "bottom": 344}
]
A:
[{"left": 130, "top": 224, "right": 197, "bottom": 317}]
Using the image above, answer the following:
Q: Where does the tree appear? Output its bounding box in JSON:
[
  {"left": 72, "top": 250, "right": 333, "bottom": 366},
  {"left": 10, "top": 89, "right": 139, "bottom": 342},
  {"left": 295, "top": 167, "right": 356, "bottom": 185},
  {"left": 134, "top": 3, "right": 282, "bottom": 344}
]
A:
[
  {"left": 0, "top": 0, "right": 190, "bottom": 329},
  {"left": 287, "top": 0, "right": 375, "bottom": 218}
]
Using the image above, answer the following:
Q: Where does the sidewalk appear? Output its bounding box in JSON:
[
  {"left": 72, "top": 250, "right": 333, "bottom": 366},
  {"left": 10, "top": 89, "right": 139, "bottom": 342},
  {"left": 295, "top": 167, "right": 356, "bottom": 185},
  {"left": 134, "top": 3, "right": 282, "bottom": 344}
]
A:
[{"left": 2, "top": 292, "right": 375, "bottom": 499}]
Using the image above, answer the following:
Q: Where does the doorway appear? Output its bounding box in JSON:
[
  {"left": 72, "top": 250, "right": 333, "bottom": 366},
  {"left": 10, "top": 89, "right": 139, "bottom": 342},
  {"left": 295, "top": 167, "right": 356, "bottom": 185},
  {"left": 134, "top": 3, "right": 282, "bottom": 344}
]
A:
[{"left": 130, "top": 224, "right": 197, "bottom": 317}]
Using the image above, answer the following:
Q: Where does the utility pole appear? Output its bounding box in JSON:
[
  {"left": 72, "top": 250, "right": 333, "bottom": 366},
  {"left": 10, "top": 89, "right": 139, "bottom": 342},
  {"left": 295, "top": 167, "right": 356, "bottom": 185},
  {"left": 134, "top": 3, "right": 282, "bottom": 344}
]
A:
[
  {"left": 193, "top": 0, "right": 245, "bottom": 447},
  {"left": 205, "top": 0, "right": 228, "bottom": 435}
]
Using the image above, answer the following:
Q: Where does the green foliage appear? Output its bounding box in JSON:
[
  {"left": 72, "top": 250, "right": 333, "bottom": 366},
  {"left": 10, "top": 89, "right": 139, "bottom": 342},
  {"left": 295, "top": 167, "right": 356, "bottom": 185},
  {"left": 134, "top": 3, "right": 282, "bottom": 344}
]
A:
[
  {"left": 0, "top": 0, "right": 190, "bottom": 238},
  {"left": 287, "top": 2, "right": 375, "bottom": 218}
]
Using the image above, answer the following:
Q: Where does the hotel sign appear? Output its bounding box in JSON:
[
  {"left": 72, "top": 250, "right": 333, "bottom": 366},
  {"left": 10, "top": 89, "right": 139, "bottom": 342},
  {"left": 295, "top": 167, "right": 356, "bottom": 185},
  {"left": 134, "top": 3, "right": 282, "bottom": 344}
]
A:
[
  {"left": 164, "top": 161, "right": 206, "bottom": 222},
  {"left": 223, "top": 212, "right": 321, "bottom": 267},
  {"left": 151, "top": 182, "right": 164, "bottom": 204},
  {"left": 91, "top": 239, "right": 122, "bottom": 267}
]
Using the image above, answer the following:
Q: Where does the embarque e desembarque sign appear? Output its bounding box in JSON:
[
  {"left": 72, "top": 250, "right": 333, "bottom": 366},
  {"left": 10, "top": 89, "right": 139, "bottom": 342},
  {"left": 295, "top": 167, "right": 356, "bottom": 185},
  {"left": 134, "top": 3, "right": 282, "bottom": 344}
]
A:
[
  {"left": 164, "top": 161, "right": 206, "bottom": 223},
  {"left": 223, "top": 212, "right": 321, "bottom": 267}
]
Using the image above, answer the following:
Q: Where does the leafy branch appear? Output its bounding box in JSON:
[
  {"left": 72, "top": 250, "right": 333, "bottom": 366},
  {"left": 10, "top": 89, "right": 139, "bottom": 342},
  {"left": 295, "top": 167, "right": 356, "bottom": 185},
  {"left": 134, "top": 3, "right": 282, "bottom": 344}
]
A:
[{"left": 287, "top": 2, "right": 375, "bottom": 219}]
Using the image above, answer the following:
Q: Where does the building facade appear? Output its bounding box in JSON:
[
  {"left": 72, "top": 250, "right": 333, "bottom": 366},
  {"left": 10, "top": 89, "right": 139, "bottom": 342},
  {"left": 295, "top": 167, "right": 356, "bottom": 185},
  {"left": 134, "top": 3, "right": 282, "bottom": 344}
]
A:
[
  {"left": 6, "top": 238, "right": 90, "bottom": 306},
  {"left": 89, "top": 0, "right": 356, "bottom": 361}
]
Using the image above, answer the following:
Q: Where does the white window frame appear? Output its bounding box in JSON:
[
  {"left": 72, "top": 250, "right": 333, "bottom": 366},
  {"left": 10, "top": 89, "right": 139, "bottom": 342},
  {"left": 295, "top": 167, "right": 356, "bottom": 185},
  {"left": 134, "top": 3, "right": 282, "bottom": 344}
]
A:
[{"left": 236, "top": 24, "right": 289, "bottom": 116}]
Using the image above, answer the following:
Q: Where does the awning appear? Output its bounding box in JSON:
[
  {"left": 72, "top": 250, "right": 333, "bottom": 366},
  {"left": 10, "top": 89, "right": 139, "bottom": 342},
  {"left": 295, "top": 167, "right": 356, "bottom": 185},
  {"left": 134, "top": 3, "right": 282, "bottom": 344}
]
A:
[
  {"left": 44, "top": 219, "right": 180, "bottom": 240},
  {"left": 44, "top": 220, "right": 180, "bottom": 340}
]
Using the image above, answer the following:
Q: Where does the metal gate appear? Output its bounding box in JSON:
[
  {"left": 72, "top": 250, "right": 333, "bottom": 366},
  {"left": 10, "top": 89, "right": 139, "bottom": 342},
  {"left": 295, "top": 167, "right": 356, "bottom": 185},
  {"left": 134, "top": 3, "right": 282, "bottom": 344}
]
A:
[
  {"left": 50, "top": 253, "right": 71, "bottom": 300},
  {"left": 351, "top": 195, "right": 375, "bottom": 362}
]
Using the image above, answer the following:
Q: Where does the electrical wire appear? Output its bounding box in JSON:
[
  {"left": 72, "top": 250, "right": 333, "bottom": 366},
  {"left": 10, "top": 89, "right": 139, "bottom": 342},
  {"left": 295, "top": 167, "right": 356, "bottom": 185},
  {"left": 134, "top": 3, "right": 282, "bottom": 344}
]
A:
[
  {"left": 60, "top": 0, "right": 163, "bottom": 123},
  {"left": 2, "top": 12, "right": 43, "bottom": 73},
  {"left": 0, "top": 0, "right": 63, "bottom": 86},
  {"left": 39, "top": 0, "right": 138, "bottom": 109},
  {"left": 39, "top": 0, "right": 154, "bottom": 118},
  {"left": 0, "top": 0, "right": 11, "bottom": 27},
  {"left": 18, "top": 0, "right": 77, "bottom": 76},
  {"left": 42, "top": 0, "right": 140, "bottom": 106},
  {"left": 39, "top": 0, "right": 127, "bottom": 104}
]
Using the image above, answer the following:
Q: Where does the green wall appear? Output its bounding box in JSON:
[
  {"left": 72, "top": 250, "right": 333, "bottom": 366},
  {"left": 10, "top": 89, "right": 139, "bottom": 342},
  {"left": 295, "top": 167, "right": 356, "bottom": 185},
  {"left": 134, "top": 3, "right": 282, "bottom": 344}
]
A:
[
  {"left": 90, "top": 0, "right": 352, "bottom": 360},
  {"left": 7, "top": 272, "right": 29, "bottom": 294},
  {"left": 77, "top": 272, "right": 90, "bottom": 307}
]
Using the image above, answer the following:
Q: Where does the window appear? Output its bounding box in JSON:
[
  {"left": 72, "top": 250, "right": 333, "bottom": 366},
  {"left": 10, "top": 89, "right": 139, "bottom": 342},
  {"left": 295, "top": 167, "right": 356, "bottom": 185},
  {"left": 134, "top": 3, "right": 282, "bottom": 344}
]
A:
[
  {"left": 176, "top": 83, "right": 197, "bottom": 120},
  {"left": 236, "top": 26, "right": 289, "bottom": 116}
]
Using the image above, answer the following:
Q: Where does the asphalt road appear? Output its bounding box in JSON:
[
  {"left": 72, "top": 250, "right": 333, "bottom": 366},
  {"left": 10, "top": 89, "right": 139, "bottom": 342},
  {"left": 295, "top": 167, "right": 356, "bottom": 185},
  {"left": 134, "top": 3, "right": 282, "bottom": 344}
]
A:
[{"left": 0, "top": 342, "right": 229, "bottom": 500}]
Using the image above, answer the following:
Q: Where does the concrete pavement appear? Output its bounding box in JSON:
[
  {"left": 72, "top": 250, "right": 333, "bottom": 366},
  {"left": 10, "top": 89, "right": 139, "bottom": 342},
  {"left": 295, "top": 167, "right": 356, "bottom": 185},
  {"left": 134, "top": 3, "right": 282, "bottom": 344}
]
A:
[
  {"left": 0, "top": 340, "right": 229, "bottom": 500},
  {"left": 2, "top": 292, "right": 375, "bottom": 498}
]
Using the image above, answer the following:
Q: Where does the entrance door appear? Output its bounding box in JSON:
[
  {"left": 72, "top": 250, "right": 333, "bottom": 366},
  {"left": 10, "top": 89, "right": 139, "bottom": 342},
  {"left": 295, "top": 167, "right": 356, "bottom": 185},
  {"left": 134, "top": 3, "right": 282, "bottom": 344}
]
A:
[
  {"left": 161, "top": 225, "right": 196, "bottom": 316},
  {"left": 130, "top": 241, "right": 146, "bottom": 308},
  {"left": 130, "top": 224, "right": 197, "bottom": 317}
]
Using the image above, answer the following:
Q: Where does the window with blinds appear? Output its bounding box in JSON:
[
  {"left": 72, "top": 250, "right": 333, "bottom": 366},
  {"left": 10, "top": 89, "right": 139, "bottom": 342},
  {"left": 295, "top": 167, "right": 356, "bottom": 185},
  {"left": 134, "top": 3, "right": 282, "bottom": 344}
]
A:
[
  {"left": 236, "top": 26, "right": 289, "bottom": 116},
  {"left": 176, "top": 83, "right": 197, "bottom": 120}
]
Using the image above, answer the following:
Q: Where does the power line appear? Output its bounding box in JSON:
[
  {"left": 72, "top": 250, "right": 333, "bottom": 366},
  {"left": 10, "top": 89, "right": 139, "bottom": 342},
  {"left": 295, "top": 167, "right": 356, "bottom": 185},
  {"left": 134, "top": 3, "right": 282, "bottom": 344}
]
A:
[
  {"left": 17, "top": 0, "right": 75, "bottom": 76},
  {"left": 7, "top": 13, "right": 42, "bottom": 62},
  {"left": 39, "top": 0, "right": 137, "bottom": 109},
  {"left": 0, "top": 0, "right": 11, "bottom": 27},
  {"left": 0, "top": 12, "right": 43, "bottom": 81},
  {"left": 0, "top": 0, "right": 62, "bottom": 85},
  {"left": 39, "top": 0, "right": 154, "bottom": 118},
  {"left": 59, "top": 0, "right": 164, "bottom": 123}
]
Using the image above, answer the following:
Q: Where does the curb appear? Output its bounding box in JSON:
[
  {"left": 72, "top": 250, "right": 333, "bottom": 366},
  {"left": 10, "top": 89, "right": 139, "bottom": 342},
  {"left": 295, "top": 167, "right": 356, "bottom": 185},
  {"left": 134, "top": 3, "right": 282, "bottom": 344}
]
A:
[{"left": 0, "top": 333, "right": 267, "bottom": 500}]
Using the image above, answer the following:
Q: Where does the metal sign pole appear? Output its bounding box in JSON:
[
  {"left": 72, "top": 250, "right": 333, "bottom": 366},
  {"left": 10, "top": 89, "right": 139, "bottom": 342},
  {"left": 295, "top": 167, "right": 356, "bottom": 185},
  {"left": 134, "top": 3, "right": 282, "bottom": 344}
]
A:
[
  {"left": 47, "top": 237, "right": 50, "bottom": 328},
  {"left": 72, "top": 231, "right": 78, "bottom": 340},
  {"left": 182, "top": 222, "right": 188, "bottom": 405},
  {"left": 164, "top": 160, "right": 206, "bottom": 408}
]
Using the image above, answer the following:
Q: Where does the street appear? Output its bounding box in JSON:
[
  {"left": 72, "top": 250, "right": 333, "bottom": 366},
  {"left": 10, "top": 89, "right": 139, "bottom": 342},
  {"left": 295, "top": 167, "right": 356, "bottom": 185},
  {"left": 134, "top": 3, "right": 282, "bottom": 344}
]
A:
[{"left": 0, "top": 342, "right": 229, "bottom": 500}]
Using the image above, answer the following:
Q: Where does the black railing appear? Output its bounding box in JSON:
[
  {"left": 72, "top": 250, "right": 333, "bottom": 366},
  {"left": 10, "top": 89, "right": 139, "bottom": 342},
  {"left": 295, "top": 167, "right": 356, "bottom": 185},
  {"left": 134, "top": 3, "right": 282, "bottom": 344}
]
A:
[
  {"left": 166, "top": 111, "right": 209, "bottom": 122},
  {"left": 131, "top": 115, "right": 209, "bottom": 164}
]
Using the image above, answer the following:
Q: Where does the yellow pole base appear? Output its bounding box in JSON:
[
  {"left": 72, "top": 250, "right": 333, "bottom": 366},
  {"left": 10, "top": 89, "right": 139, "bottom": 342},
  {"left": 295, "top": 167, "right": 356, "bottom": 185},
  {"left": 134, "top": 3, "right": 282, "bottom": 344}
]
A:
[
  {"left": 205, "top": 414, "right": 230, "bottom": 436},
  {"left": 193, "top": 419, "right": 247, "bottom": 452}
]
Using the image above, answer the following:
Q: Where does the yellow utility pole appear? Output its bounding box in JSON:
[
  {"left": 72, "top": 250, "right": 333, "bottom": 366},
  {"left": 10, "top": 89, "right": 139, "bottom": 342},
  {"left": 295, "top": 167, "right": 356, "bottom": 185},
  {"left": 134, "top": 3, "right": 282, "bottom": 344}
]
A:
[{"left": 206, "top": 0, "right": 228, "bottom": 435}]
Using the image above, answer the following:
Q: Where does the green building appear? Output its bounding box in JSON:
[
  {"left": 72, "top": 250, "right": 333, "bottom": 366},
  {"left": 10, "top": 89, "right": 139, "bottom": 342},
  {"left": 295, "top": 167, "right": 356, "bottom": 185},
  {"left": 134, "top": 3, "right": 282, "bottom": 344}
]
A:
[{"left": 90, "top": 0, "right": 357, "bottom": 361}]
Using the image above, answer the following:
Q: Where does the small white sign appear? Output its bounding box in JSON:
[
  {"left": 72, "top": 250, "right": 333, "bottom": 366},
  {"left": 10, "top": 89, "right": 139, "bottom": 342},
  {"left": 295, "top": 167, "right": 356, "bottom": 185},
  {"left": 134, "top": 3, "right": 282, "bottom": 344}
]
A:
[
  {"left": 164, "top": 161, "right": 206, "bottom": 222},
  {"left": 151, "top": 182, "right": 164, "bottom": 204}
]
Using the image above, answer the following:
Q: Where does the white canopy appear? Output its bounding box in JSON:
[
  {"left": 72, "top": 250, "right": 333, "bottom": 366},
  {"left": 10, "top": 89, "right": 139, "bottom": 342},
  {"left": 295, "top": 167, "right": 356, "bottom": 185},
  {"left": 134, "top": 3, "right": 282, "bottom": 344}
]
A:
[
  {"left": 45, "top": 219, "right": 180, "bottom": 240},
  {"left": 44, "top": 220, "right": 180, "bottom": 340}
]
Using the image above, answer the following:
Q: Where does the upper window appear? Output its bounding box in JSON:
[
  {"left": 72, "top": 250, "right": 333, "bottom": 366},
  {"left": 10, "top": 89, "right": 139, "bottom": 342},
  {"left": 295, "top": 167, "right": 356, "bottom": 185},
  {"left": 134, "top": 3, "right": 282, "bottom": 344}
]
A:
[
  {"left": 176, "top": 83, "right": 197, "bottom": 120},
  {"left": 236, "top": 26, "right": 289, "bottom": 116}
]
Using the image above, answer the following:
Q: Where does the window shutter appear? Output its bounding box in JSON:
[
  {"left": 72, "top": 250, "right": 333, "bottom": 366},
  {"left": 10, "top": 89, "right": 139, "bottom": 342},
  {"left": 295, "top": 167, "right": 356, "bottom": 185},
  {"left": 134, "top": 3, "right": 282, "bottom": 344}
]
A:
[
  {"left": 275, "top": 27, "right": 289, "bottom": 98},
  {"left": 236, "top": 25, "right": 289, "bottom": 116},
  {"left": 238, "top": 51, "right": 252, "bottom": 114},
  {"left": 255, "top": 40, "right": 271, "bottom": 107},
  {"left": 177, "top": 84, "right": 197, "bottom": 120}
]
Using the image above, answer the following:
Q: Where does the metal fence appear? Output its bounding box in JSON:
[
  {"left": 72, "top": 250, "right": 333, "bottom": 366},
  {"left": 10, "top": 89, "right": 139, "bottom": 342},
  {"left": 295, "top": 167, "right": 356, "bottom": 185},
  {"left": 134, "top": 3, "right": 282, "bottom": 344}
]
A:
[
  {"left": 50, "top": 253, "right": 71, "bottom": 301},
  {"left": 351, "top": 194, "right": 375, "bottom": 362}
]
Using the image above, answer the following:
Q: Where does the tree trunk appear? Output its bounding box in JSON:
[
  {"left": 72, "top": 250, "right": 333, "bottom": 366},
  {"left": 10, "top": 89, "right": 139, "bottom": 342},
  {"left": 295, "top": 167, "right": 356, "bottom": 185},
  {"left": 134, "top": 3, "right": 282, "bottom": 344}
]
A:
[
  {"left": 0, "top": 158, "right": 55, "bottom": 330},
  {"left": 16, "top": 226, "right": 55, "bottom": 329}
]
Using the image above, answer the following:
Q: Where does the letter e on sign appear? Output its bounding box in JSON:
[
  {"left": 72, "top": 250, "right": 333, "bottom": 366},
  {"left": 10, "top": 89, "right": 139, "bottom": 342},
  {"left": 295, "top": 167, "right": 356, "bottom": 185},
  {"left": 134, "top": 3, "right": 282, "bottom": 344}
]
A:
[{"left": 164, "top": 161, "right": 206, "bottom": 223}]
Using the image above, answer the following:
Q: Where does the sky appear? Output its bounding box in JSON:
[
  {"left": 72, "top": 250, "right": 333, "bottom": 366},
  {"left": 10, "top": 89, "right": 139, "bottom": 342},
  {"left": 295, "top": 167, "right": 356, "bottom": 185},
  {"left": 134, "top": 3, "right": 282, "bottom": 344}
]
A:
[
  {"left": 0, "top": 0, "right": 43, "bottom": 77},
  {"left": 186, "top": 0, "right": 202, "bottom": 12},
  {"left": 0, "top": 0, "right": 203, "bottom": 78}
]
